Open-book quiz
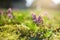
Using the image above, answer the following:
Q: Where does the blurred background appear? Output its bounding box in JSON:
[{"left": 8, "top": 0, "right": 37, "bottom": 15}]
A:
[{"left": 0, "top": 0, "right": 60, "bottom": 10}]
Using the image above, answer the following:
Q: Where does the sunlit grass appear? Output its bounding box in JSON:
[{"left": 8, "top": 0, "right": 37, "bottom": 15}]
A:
[{"left": 0, "top": 9, "right": 60, "bottom": 40}]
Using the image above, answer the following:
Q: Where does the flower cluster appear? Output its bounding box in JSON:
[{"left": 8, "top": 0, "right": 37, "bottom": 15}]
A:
[
  {"left": 0, "top": 8, "right": 13, "bottom": 19},
  {"left": 32, "top": 13, "right": 43, "bottom": 25},
  {"left": 7, "top": 8, "right": 13, "bottom": 19}
]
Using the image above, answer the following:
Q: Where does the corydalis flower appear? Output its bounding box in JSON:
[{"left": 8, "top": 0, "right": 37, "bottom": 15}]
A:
[
  {"left": 32, "top": 14, "right": 37, "bottom": 23},
  {"left": 32, "top": 14, "right": 36, "bottom": 20},
  {"left": 7, "top": 8, "right": 12, "bottom": 13},
  {"left": 37, "top": 16, "right": 43, "bottom": 25},
  {"left": 37, "top": 16, "right": 41, "bottom": 23},
  {"left": 7, "top": 8, "right": 13, "bottom": 19},
  {"left": 7, "top": 13, "right": 12, "bottom": 19},
  {"left": 32, "top": 14, "right": 43, "bottom": 25}
]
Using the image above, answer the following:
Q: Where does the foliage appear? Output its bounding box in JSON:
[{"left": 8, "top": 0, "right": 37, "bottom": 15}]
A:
[{"left": 0, "top": 8, "right": 60, "bottom": 40}]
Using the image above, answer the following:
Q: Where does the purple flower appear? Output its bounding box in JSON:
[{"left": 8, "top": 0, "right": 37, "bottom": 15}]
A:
[
  {"left": 37, "top": 16, "right": 43, "bottom": 25},
  {"left": 7, "top": 8, "right": 13, "bottom": 19},
  {"left": 7, "top": 13, "right": 12, "bottom": 19},
  {"left": 7, "top": 8, "right": 12, "bottom": 13},
  {"left": 32, "top": 14, "right": 43, "bottom": 25},
  {"left": 32, "top": 14, "right": 37, "bottom": 23},
  {"left": 37, "top": 16, "right": 41, "bottom": 23},
  {"left": 32, "top": 14, "right": 36, "bottom": 20}
]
